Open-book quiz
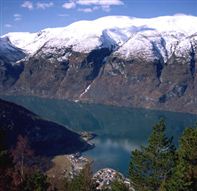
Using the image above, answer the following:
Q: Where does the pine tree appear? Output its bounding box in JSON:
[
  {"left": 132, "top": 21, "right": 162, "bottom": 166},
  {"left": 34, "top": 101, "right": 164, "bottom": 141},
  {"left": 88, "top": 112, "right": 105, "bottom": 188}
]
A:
[
  {"left": 164, "top": 127, "right": 197, "bottom": 191},
  {"left": 129, "top": 120, "right": 176, "bottom": 191}
]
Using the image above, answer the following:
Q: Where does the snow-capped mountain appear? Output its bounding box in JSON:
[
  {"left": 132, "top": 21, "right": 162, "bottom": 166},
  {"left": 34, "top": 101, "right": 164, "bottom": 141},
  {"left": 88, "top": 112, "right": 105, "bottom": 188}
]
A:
[
  {"left": 2, "top": 15, "right": 197, "bottom": 55},
  {"left": 1, "top": 15, "right": 197, "bottom": 114}
]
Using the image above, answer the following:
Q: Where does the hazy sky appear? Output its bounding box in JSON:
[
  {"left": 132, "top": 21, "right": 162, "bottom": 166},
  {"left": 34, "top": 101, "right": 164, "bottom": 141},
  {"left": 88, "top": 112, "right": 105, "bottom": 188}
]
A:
[{"left": 0, "top": 0, "right": 197, "bottom": 35}]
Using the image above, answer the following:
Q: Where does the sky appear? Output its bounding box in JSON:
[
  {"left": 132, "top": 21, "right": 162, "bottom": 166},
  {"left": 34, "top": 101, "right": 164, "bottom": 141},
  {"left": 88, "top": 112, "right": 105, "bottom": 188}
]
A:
[{"left": 0, "top": 0, "right": 197, "bottom": 35}]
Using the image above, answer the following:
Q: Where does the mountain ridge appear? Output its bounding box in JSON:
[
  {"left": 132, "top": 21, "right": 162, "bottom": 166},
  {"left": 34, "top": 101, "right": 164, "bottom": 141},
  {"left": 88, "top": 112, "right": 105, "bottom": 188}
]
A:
[
  {"left": 2, "top": 15, "right": 197, "bottom": 54},
  {"left": 0, "top": 15, "right": 197, "bottom": 114}
]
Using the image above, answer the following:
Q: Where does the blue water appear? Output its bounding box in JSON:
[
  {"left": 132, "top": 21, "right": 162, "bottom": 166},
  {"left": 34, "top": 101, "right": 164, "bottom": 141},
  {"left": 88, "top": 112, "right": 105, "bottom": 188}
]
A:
[{"left": 2, "top": 95, "right": 197, "bottom": 176}]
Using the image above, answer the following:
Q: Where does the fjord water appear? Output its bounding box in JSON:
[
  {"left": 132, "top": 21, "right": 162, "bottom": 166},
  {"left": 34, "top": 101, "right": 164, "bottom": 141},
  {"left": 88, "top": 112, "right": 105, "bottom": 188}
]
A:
[{"left": 2, "top": 96, "right": 197, "bottom": 176}]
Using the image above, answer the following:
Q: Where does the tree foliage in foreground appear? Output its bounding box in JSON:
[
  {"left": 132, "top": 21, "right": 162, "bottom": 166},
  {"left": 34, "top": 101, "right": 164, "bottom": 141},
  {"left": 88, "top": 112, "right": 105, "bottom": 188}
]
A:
[
  {"left": 63, "top": 162, "right": 95, "bottom": 191},
  {"left": 164, "top": 127, "right": 197, "bottom": 191},
  {"left": 129, "top": 120, "right": 176, "bottom": 191},
  {"left": 110, "top": 179, "right": 129, "bottom": 191},
  {"left": 0, "top": 127, "right": 13, "bottom": 191},
  {"left": 1, "top": 119, "right": 197, "bottom": 191},
  {"left": 21, "top": 171, "right": 50, "bottom": 191},
  {"left": 129, "top": 120, "right": 197, "bottom": 191},
  {"left": 0, "top": 131, "right": 51, "bottom": 191},
  {"left": 11, "top": 135, "right": 34, "bottom": 186}
]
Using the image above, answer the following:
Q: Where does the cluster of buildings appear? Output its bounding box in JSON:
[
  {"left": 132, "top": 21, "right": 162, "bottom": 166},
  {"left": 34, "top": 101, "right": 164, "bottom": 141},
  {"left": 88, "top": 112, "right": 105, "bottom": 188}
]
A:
[
  {"left": 67, "top": 153, "right": 90, "bottom": 178},
  {"left": 93, "top": 168, "right": 134, "bottom": 190}
]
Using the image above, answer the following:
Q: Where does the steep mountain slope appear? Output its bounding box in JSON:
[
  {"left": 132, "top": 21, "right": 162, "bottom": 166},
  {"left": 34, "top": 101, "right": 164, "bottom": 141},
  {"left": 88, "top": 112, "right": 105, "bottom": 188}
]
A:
[
  {"left": 0, "top": 98, "right": 90, "bottom": 156},
  {"left": 1, "top": 15, "right": 197, "bottom": 114}
]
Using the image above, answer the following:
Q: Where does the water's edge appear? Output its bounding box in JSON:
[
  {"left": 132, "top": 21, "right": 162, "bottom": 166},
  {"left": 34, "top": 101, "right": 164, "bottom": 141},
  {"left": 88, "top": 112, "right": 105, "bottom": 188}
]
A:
[{"left": 1, "top": 95, "right": 197, "bottom": 175}]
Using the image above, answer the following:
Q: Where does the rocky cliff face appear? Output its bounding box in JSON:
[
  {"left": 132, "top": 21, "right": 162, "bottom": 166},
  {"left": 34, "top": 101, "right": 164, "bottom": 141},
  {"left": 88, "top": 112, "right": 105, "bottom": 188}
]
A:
[
  {"left": 1, "top": 15, "right": 197, "bottom": 114},
  {"left": 82, "top": 33, "right": 197, "bottom": 114}
]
